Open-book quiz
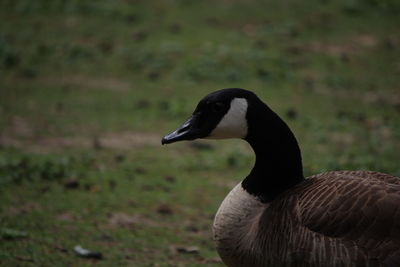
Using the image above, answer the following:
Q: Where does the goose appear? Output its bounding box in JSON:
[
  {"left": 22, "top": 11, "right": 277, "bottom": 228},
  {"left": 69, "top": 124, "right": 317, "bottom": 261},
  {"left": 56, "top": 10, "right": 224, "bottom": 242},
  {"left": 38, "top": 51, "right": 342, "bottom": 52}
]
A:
[{"left": 161, "top": 88, "right": 400, "bottom": 267}]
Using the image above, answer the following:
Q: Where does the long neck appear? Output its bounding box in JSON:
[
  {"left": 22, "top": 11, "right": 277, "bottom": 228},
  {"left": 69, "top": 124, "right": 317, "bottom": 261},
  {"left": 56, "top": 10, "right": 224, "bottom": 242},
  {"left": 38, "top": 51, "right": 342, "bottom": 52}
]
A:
[{"left": 242, "top": 102, "right": 304, "bottom": 202}]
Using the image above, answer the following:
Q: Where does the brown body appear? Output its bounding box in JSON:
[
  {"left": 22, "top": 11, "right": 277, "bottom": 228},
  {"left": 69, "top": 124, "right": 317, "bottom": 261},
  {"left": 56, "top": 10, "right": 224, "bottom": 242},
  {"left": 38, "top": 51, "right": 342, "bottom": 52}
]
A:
[
  {"left": 214, "top": 171, "right": 400, "bottom": 267},
  {"left": 162, "top": 89, "right": 400, "bottom": 267}
]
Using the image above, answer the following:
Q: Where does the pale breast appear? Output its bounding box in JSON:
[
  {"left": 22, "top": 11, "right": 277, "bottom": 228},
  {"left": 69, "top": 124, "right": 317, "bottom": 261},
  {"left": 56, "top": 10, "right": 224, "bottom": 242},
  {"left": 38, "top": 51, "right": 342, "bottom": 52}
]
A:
[{"left": 213, "top": 183, "right": 269, "bottom": 267}]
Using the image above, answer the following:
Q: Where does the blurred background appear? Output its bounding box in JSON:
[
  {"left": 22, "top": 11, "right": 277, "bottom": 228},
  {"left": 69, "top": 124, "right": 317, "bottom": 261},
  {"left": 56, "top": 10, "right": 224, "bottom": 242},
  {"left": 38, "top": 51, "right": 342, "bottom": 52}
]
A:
[{"left": 0, "top": 0, "right": 399, "bottom": 265}]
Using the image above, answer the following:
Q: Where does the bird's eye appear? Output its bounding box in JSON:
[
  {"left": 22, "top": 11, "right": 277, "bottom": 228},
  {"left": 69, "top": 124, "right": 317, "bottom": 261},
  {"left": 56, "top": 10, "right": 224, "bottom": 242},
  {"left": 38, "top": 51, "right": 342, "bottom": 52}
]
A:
[{"left": 212, "top": 102, "right": 224, "bottom": 112}]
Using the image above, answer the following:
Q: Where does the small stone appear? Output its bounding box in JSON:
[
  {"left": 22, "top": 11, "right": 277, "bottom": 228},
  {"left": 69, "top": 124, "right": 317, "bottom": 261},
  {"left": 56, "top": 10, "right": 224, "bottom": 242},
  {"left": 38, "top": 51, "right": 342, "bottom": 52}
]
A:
[
  {"left": 134, "top": 167, "right": 147, "bottom": 174},
  {"left": 169, "top": 23, "right": 182, "bottom": 34},
  {"left": 175, "top": 246, "right": 200, "bottom": 254},
  {"left": 164, "top": 176, "right": 176, "bottom": 183},
  {"left": 64, "top": 179, "right": 79, "bottom": 189},
  {"left": 157, "top": 204, "right": 173, "bottom": 215},
  {"left": 285, "top": 108, "right": 298, "bottom": 120},
  {"left": 133, "top": 31, "right": 147, "bottom": 42}
]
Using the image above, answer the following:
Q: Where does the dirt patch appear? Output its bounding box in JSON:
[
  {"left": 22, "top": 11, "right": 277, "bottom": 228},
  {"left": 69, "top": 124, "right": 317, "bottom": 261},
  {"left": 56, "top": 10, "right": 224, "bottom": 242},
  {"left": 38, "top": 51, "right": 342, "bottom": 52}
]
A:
[
  {"left": 5, "top": 202, "right": 42, "bottom": 216},
  {"left": 107, "top": 212, "right": 161, "bottom": 229},
  {"left": 97, "top": 132, "right": 161, "bottom": 148},
  {"left": 40, "top": 75, "right": 131, "bottom": 92},
  {"left": 56, "top": 212, "right": 77, "bottom": 222},
  {"left": 309, "top": 34, "right": 379, "bottom": 56},
  {"left": 363, "top": 91, "right": 400, "bottom": 106},
  {"left": 108, "top": 212, "right": 139, "bottom": 228},
  {"left": 0, "top": 131, "right": 161, "bottom": 152},
  {"left": 5, "top": 116, "right": 35, "bottom": 138}
]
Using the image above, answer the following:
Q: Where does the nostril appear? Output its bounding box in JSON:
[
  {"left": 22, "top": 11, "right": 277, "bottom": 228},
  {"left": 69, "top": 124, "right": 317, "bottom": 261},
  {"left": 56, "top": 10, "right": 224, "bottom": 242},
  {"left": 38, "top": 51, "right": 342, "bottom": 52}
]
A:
[{"left": 177, "top": 123, "right": 190, "bottom": 134}]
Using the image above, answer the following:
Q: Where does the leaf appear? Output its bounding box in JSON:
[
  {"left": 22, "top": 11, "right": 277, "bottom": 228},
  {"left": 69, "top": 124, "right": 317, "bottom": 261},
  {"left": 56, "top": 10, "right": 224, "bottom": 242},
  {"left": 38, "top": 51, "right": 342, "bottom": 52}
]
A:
[
  {"left": 174, "top": 245, "right": 200, "bottom": 254},
  {"left": 73, "top": 245, "right": 103, "bottom": 259},
  {"left": 1, "top": 228, "right": 28, "bottom": 240}
]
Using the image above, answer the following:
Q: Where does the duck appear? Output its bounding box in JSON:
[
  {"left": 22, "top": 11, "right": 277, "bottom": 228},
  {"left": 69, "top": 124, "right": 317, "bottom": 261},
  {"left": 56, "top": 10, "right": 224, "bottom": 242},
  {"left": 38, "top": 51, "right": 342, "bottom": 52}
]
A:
[{"left": 161, "top": 88, "right": 400, "bottom": 267}]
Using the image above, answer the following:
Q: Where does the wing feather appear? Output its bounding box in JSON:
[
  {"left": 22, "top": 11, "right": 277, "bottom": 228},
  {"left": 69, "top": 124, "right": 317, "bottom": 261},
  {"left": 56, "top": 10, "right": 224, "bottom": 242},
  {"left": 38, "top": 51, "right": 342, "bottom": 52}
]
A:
[{"left": 296, "top": 171, "right": 400, "bottom": 264}]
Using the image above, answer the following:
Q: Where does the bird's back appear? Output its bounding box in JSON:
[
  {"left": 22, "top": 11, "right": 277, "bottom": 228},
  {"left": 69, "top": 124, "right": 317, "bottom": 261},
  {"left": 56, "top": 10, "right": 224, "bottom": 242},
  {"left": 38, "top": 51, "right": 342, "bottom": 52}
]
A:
[
  {"left": 294, "top": 171, "right": 400, "bottom": 266},
  {"left": 270, "top": 171, "right": 400, "bottom": 267}
]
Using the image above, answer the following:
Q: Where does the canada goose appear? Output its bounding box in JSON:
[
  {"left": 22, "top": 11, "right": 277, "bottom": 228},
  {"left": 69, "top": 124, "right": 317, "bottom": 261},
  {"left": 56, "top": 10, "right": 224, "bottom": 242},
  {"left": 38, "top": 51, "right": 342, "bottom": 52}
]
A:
[{"left": 161, "top": 88, "right": 400, "bottom": 267}]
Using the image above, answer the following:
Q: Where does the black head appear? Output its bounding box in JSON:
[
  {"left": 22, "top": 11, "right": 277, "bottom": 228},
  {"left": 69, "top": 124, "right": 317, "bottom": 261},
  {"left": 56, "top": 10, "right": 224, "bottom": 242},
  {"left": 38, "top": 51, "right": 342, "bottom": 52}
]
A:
[
  {"left": 162, "top": 88, "right": 257, "bottom": 144},
  {"left": 162, "top": 88, "right": 305, "bottom": 202}
]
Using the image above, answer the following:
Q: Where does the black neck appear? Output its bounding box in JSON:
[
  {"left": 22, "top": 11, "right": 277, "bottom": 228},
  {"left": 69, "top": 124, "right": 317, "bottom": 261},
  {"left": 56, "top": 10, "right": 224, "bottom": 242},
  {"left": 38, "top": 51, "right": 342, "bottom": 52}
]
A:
[{"left": 241, "top": 100, "right": 304, "bottom": 203}]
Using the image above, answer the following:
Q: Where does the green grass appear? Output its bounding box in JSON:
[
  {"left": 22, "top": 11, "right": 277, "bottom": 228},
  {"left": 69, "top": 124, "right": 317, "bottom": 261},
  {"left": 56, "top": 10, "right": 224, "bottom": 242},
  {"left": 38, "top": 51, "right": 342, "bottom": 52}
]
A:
[{"left": 1, "top": 0, "right": 400, "bottom": 266}]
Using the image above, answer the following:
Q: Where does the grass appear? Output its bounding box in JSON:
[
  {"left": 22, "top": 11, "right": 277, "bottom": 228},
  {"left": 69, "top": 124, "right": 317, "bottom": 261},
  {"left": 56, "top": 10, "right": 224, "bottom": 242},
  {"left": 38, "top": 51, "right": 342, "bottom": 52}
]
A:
[{"left": 1, "top": 0, "right": 399, "bottom": 266}]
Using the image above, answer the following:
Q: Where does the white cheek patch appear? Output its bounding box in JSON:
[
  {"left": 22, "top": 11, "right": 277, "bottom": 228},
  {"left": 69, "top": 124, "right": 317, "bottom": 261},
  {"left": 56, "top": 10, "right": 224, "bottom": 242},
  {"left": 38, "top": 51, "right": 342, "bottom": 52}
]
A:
[{"left": 208, "top": 98, "right": 248, "bottom": 139}]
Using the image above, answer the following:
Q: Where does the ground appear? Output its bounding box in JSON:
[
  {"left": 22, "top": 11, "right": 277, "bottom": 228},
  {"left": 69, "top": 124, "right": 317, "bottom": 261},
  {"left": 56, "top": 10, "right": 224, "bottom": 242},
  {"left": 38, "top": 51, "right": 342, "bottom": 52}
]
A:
[{"left": 0, "top": 0, "right": 400, "bottom": 266}]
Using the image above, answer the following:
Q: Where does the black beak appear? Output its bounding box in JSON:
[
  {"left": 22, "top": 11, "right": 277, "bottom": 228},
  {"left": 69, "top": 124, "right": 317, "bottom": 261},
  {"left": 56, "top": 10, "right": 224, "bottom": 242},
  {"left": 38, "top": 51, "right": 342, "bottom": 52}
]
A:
[{"left": 162, "top": 115, "right": 203, "bottom": 145}]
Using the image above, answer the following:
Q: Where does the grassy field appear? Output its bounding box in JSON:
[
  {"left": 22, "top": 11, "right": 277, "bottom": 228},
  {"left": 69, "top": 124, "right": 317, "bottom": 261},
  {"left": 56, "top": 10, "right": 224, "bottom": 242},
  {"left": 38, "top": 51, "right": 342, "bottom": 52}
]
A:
[{"left": 1, "top": 0, "right": 399, "bottom": 266}]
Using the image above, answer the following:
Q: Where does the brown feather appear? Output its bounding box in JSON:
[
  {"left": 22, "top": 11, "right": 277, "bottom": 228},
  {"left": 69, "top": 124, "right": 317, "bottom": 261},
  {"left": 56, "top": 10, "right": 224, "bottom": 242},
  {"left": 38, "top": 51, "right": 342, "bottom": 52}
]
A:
[
  {"left": 294, "top": 171, "right": 400, "bottom": 266},
  {"left": 214, "top": 171, "right": 400, "bottom": 267}
]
